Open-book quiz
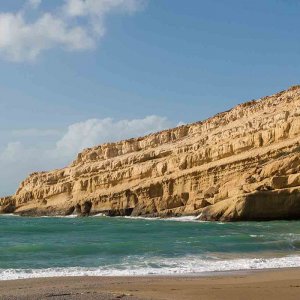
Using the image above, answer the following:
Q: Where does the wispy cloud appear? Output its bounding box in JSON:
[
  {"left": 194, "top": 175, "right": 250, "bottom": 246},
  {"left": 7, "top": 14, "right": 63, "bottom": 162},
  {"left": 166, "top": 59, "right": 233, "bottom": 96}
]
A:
[
  {"left": 55, "top": 115, "right": 171, "bottom": 159},
  {"left": 27, "top": 0, "right": 42, "bottom": 9},
  {"left": 0, "top": 0, "right": 144, "bottom": 62}
]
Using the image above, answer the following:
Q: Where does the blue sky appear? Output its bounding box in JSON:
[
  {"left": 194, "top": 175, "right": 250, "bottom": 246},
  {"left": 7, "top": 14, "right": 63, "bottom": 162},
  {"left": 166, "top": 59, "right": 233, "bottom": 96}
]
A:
[{"left": 0, "top": 0, "right": 300, "bottom": 195}]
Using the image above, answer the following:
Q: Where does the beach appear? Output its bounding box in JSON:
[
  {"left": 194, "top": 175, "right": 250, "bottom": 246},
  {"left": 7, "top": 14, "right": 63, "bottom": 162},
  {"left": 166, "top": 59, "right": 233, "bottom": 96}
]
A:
[
  {"left": 1, "top": 216, "right": 300, "bottom": 298},
  {"left": 1, "top": 0, "right": 299, "bottom": 298},
  {"left": 0, "top": 268, "right": 300, "bottom": 300}
]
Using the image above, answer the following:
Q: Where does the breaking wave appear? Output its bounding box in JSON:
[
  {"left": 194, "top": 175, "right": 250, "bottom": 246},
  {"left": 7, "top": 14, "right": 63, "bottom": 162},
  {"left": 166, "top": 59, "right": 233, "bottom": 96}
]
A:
[{"left": 1, "top": 255, "right": 300, "bottom": 280}]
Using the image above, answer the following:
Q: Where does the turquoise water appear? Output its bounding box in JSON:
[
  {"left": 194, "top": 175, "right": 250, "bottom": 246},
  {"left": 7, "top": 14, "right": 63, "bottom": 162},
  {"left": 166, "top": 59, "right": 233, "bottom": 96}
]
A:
[{"left": 1, "top": 215, "right": 300, "bottom": 280}]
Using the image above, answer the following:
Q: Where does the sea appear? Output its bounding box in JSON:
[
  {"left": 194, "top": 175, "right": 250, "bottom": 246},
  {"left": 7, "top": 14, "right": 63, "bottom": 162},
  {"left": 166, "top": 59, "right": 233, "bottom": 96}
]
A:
[{"left": 1, "top": 215, "right": 300, "bottom": 280}]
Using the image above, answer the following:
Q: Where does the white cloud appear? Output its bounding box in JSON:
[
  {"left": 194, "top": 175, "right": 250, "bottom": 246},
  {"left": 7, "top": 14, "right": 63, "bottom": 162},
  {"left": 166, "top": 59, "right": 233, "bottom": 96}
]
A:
[
  {"left": 0, "top": 115, "right": 173, "bottom": 195},
  {"left": 27, "top": 0, "right": 42, "bottom": 9},
  {"left": 0, "top": 142, "right": 24, "bottom": 163},
  {"left": 0, "top": 12, "right": 95, "bottom": 61},
  {"left": 54, "top": 115, "right": 172, "bottom": 159},
  {"left": 64, "top": 0, "right": 143, "bottom": 17},
  {"left": 0, "top": 0, "right": 143, "bottom": 62}
]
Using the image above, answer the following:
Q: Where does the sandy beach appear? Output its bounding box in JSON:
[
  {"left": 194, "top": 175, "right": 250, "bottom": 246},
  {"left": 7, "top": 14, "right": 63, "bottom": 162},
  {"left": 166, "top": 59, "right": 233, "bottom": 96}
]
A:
[{"left": 0, "top": 268, "right": 299, "bottom": 300}]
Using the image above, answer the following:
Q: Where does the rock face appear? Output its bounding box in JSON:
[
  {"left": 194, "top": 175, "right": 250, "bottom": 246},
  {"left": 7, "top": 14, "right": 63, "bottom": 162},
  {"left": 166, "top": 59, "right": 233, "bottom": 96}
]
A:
[{"left": 1, "top": 86, "right": 300, "bottom": 221}]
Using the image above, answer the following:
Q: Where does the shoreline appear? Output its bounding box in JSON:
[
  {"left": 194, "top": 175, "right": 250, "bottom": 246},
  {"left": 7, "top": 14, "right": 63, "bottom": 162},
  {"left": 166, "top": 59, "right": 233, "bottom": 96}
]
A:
[
  {"left": 1, "top": 255, "right": 300, "bottom": 280},
  {"left": 0, "top": 268, "right": 300, "bottom": 299},
  {"left": 3, "top": 213, "right": 300, "bottom": 224}
]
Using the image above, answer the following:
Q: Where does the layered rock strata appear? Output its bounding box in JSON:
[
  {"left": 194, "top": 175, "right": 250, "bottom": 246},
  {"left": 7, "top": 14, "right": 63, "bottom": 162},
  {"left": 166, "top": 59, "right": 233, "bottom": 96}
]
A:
[{"left": 1, "top": 86, "right": 300, "bottom": 221}]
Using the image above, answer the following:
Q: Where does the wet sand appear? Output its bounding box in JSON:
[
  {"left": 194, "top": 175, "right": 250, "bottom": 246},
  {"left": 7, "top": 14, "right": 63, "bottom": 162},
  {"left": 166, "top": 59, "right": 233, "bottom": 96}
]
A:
[{"left": 1, "top": 268, "right": 300, "bottom": 300}]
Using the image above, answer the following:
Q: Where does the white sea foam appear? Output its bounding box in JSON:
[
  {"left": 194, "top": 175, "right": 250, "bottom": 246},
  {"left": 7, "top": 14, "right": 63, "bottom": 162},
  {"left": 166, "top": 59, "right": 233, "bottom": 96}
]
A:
[
  {"left": 63, "top": 214, "right": 78, "bottom": 218},
  {"left": 0, "top": 213, "right": 20, "bottom": 217},
  {"left": 1, "top": 255, "right": 300, "bottom": 281},
  {"left": 41, "top": 215, "right": 78, "bottom": 218},
  {"left": 163, "top": 216, "right": 200, "bottom": 222},
  {"left": 1, "top": 214, "right": 202, "bottom": 222},
  {"left": 123, "top": 215, "right": 201, "bottom": 222},
  {"left": 92, "top": 213, "right": 107, "bottom": 217},
  {"left": 124, "top": 216, "right": 159, "bottom": 221}
]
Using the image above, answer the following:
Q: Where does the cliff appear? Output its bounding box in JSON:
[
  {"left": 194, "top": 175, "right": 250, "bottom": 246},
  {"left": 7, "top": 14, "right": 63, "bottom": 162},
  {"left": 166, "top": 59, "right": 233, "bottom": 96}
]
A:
[{"left": 1, "top": 86, "right": 300, "bottom": 221}]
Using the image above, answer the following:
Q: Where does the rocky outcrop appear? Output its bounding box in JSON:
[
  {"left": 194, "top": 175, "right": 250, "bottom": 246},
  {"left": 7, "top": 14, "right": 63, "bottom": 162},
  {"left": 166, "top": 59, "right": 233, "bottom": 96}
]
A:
[{"left": 1, "top": 85, "right": 300, "bottom": 221}]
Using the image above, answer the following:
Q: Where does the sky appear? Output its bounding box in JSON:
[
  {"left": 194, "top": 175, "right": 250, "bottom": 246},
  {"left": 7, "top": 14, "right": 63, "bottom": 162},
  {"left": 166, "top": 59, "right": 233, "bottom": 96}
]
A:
[{"left": 0, "top": 0, "right": 300, "bottom": 195}]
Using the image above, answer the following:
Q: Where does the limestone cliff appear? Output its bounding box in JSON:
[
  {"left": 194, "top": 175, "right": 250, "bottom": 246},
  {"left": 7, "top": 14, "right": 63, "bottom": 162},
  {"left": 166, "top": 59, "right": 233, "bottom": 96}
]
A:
[{"left": 1, "top": 86, "right": 300, "bottom": 221}]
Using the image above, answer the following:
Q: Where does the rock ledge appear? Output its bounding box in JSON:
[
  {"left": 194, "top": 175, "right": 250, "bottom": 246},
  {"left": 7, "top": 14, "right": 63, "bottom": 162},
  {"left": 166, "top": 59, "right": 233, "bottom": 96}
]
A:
[{"left": 1, "top": 86, "right": 300, "bottom": 221}]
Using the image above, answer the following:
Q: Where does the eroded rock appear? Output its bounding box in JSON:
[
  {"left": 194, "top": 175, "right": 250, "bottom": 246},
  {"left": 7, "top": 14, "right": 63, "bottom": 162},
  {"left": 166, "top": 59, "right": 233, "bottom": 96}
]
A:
[{"left": 1, "top": 86, "right": 300, "bottom": 221}]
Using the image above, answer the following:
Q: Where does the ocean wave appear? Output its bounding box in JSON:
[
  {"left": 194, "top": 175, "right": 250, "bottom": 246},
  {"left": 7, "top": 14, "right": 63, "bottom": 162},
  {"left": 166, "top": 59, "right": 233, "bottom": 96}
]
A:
[
  {"left": 163, "top": 216, "right": 200, "bottom": 222},
  {"left": 0, "top": 214, "right": 79, "bottom": 219},
  {"left": 92, "top": 213, "right": 107, "bottom": 217},
  {"left": 40, "top": 215, "right": 78, "bottom": 218},
  {"left": 124, "top": 216, "right": 159, "bottom": 220},
  {"left": 0, "top": 213, "right": 20, "bottom": 217},
  {"left": 1, "top": 214, "right": 202, "bottom": 222},
  {"left": 250, "top": 235, "right": 265, "bottom": 238},
  {"left": 1, "top": 255, "right": 300, "bottom": 281},
  {"left": 123, "top": 215, "right": 201, "bottom": 222}
]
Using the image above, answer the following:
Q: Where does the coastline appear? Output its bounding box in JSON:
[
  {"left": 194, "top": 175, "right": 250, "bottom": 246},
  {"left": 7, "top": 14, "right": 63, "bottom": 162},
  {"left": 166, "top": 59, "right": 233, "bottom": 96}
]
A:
[
  {"left": 2, "top": 86, "right": 300, "bottom": 223},
  {"left": 0, "top": 268, "right": 300, "bottom": 299}
]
